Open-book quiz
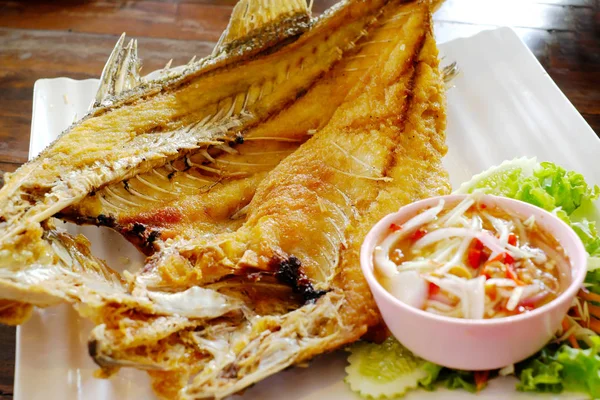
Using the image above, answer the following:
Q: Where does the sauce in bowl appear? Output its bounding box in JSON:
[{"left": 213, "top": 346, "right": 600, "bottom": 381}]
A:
[{"left": 373, "top": 193, "right": 570, "bottom": 320}]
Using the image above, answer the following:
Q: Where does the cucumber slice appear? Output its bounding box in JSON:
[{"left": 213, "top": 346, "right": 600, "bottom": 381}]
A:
[{"left": 345, "top": 337, "right": 428, "bottom": 399}]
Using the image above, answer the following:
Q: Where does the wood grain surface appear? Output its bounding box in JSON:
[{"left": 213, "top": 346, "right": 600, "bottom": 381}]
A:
[{"left": 0, "top": 0, "right": 598, "bottom": 397}]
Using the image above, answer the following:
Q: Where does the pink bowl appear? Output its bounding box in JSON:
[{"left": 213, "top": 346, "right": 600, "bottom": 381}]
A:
[{"left": 360, "top": 194, "right": 587, "bottom": 370}]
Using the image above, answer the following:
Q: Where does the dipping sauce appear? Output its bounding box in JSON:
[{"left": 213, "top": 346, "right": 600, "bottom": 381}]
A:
[{"left": 373, "top": 193, "right": 570, "bottom": 319}]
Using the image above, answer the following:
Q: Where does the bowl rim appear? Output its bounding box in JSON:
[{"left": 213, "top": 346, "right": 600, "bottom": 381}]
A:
[{"left": 360, "top": 193, "right": 588, "bottom": 326}]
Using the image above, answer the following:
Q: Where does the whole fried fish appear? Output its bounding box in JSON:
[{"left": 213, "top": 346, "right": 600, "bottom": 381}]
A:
[{"left": 0, "top": 0, "right": 450, "bottom": 398}]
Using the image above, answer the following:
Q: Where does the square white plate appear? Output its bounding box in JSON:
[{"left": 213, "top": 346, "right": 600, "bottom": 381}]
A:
[{"left": 15, "top": 27, "right": 598, "bottom": 399}]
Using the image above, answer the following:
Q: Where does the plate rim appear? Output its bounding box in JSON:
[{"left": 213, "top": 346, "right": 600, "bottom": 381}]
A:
[{"left": 14, "top": 26, "right": 598, "bottom": 399}]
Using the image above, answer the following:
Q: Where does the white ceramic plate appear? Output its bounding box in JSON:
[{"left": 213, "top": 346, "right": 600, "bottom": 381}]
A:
[{"left": 15, "top": 27, "right": 598, "bottom": 399}]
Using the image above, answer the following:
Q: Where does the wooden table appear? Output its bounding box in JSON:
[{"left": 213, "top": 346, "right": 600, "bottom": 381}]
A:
[{"left": 0, "top": 0, "right": 598, "bottom": 397}]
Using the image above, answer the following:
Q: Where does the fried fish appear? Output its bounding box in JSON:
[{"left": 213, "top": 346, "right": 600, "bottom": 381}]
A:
[
  {"left": 0, "top": 0, "right": 384, "bottom": 244},
  {"left": 89, "top": 2, "right": 450, "bottom": 398},
  {"left": 0, "top": 0, "right": 450, "bottom": 398}
]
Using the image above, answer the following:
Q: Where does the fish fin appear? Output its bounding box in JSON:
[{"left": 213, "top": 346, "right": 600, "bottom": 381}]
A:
[
  {"left": 94, "top": 33, "right": 142, "bottom": 108},
  {"left": 146, "top": 0, "right": 313, "bottom": 86},
  {"left": 212, "top": 0, "right": 312, "bottom": 56}
]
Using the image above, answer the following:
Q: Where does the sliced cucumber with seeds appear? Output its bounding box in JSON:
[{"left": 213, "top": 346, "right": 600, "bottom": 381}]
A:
[{"left": 345, "top": 337, "right": 428, "bottom": 399}]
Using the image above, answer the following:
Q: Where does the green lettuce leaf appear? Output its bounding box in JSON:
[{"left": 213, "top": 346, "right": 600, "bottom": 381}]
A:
[
  {"left": 515, "top": 347, "right": 563, "bottom": 393},
  {"left": 517, "top": 337, "right": 600, "bottom": 397},
  {"left": 417, "top": 362, "right": 443, "bottom": 390},
  {"left": 460, "top": 158, "right": 600, "bottom": 397},
  {"left": 416, "top": 362, "right": 477, "bottom": 393},
  {"left": 443, "top": 370, "right": 477, "bottom": 392},
  {"left": 572, "top": 219, "right": 600, "bottom": 257},
  {"left": 466, "top": 165, "right": 523, "bottom": 197},
  {"left": 584, "top": 258, "right": 600, "bottom": 294},
  {"left": 531, "top": 162, "right": 598, "bottom": 214},
  {"left": 459, "top": 158, "right": 600, "bottom": 261},
  {"left": 555, "top": 336, "right": 600, "bottom": 397},
  {"left": 460, "top": 159, "right": 599, "bottom": 214}
]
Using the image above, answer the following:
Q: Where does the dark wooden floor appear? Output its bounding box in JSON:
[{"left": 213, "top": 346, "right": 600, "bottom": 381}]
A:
[{"left": 0, "top": 0, "right": 598, "bottom": 397}]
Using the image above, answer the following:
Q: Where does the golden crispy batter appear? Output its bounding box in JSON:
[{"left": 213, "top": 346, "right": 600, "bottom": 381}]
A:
[{"left": 136, "top": 1, "right": 447, "bottom": 292}]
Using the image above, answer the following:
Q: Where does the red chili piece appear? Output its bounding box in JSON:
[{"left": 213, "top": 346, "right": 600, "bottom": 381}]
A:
[
  {"left": 468, "top": 248, "right": 482, "bottom": 269},
  {"left": 411, "top": 228, "right": 427, "bottom": 241},
  {"left": 390, "top": 223, "right": 402, "bottom": 232},
  {"left": 467, "top": 239, "right": 485, "bottom": 268},
  {"left": 429, "top": 282, "right": 440, "bottom": 296}
]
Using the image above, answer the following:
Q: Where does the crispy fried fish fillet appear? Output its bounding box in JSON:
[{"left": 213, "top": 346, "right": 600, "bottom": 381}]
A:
[
  {"left": 89, "top": 3, "right": 450, "bottom": 398},
  {"left": 93, "top": 0, "right": 313, "bottom": 106},
  {"left": 0, "top": 219, "right": 246, "bottom": 326},
  {"left": 212, "top": 0, "right": 312, "bottom": 56},
  {"left": 0, "top": 0, "right": 390, "bottom": 324}
]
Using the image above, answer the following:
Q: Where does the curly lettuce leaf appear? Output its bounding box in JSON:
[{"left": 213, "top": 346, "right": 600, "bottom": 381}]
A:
[
  {"left": 515, "top": 333, "right": 600, "bottom": 397},
  {"left": 464, "top": 165, "right": 523, "bottom": 197},
  {"left": 572, "top": 218, "right": 600, "bottom": 257},
  {"left": 584, "top": 256, "right": 600, "bottom": 294},
  {"left": 459, "top": 159, "right": 599, "bottom": 215},
  {"left": 529, "top": 162, "right": 598, "bottom": 214},
  {"left": 515, "top": 347, "right": 563, "bottom": 393},
  {"left": 458, "top": 158, "right": 600, "bottom": 261},
  {"left": 443, "top": 370, "right": 478, "bottom": 392},
  {"left": 417, "top": 362, "right": 443, "bottom": 390},
  {"left": 456, "top": 157, "right": 537, "bottom": 196},
  {"left": 555, "top": 336, "right": 600, "bottom": 397}
]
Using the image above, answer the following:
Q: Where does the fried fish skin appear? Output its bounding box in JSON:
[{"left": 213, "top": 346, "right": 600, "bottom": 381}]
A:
[
  {"left": 212, "top": 0, "right": 312, "bottom": 56},
  {"left": 88, "top": 2, "right": 450, "bottom": 398}
]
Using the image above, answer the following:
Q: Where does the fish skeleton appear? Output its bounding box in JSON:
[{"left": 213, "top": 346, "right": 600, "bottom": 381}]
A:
[{"left": 0, "top": 0, "right": 450, "bottom": 398}]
